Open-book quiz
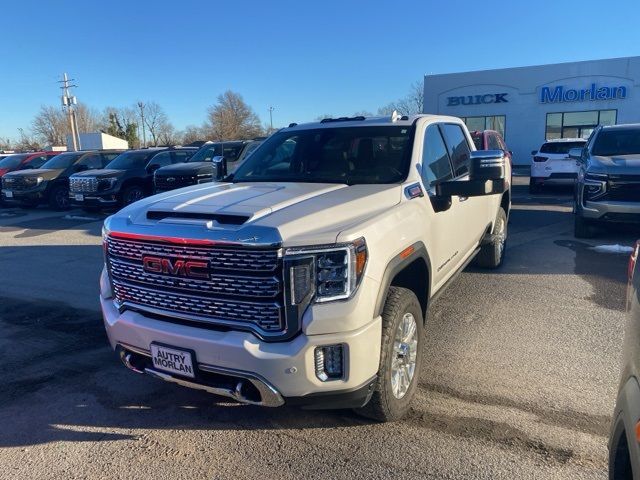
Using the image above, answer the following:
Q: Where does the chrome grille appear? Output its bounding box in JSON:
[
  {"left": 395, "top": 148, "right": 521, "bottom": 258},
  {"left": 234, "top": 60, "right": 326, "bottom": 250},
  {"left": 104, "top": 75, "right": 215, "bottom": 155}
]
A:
[
  {"left": 70, "top": 177, "right": 98, "bottom": 193},
  {"left": 106, "top": 235, "right": 284, "bottom": 334}
]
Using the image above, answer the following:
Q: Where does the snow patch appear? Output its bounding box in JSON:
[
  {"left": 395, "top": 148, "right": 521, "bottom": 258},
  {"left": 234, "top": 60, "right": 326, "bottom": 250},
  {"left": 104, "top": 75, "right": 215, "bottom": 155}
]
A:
[{"left": 590, "top": 244, "right": 634, "bottom": 254}]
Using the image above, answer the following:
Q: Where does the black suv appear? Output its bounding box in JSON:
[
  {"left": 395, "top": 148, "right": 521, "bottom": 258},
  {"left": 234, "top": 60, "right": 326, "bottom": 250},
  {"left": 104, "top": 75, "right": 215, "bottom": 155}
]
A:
[
  {"left": 69, "top": 147, "right": 196, "bottom": 210},
  {"left": 1, "top": 150, "right": 123, "bottom": 209},
  {"left": 153, "top": 140, "right": 262, "bottom": 193}
]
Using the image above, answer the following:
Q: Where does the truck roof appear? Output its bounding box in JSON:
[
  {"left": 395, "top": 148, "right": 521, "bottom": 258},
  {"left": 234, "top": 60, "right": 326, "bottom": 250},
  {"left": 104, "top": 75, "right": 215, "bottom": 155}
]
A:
[{"left": 284, "top": 114, "right": 462, "bottom": 131}]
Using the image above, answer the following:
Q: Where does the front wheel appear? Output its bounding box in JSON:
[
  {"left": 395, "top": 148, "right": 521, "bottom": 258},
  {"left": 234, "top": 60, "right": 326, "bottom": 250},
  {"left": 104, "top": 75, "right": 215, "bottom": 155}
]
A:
[
  {"left": 120, "top": 185, "right": 145, "bottom": 207},
  {"left": 474, "top": 207, "right": 507, "bottom": 269},
  {"left": 355, "top": 286, "right": 424, "bottom": 422},
  {"left": 48, "top": 185, "right": 70, "bottom": 210},
  {"left": 529, "top": 177, "right": 542, "bottom": 194}
]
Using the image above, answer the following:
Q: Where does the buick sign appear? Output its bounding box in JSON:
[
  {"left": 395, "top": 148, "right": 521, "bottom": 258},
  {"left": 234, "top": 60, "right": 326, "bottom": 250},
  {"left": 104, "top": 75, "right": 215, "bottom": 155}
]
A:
[{"left": 447, "top": 93, "right": 508, "bottom": 107}]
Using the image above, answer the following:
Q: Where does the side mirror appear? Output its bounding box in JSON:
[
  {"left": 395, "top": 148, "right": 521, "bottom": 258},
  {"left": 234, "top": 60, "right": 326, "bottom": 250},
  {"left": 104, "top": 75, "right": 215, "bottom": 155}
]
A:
[
  {"left": 568, "top": 148, "right": 583, "bottom": 160},
  {"left": 434, "top": 150, "right": 506, "bottom": 211},
  {"left": 212, "top": 156, "right": 228, "bottom": 180}
]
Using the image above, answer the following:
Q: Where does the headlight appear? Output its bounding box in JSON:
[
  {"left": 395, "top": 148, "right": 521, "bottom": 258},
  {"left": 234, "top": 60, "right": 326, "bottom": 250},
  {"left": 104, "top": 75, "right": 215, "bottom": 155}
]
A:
[
  {"left": 284, "top": 238, "right": 368, "bottom": 304},
  {"left": 98, "top": 177, "right": 118, "bottom": 191},
  {"left": 583, "top": 173, "right": 608, "bottom": 200},
  {"left": 24, "top": 176, "right": 44, "bottom": 185}
]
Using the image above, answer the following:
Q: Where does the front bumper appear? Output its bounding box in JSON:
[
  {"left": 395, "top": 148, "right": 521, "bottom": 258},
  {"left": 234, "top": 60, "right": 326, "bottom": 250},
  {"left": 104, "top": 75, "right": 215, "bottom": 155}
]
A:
[
  {"left": 1, "top": 184, "right": 47, "bottom": 203},
  {"left": 582, "top": 199, "right": 640, "bottom": 222},
  {"left": 101, "top": 292, "right": 381, "bottom": 405}
]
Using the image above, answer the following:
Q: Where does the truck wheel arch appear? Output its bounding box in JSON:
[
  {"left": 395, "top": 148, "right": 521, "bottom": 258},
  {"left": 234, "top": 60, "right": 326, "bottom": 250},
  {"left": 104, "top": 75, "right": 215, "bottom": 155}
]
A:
[
  {"left": 374, "top": 242, "right": 431, "bottom": 322},
  {"left": 501, "top": 189, "right": 511, "bottom": 218}
]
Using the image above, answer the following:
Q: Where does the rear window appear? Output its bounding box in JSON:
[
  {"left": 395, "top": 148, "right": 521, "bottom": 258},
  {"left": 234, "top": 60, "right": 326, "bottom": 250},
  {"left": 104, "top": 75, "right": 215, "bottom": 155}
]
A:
[{"left": 539, "top": 141, "right": 586, "bottom": 154}]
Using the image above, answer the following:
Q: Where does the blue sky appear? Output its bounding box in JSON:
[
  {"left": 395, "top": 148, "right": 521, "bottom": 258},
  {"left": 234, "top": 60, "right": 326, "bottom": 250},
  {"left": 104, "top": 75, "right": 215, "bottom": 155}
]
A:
[{"left": 1, "top": 0, "right": 639, "bottom": 139}]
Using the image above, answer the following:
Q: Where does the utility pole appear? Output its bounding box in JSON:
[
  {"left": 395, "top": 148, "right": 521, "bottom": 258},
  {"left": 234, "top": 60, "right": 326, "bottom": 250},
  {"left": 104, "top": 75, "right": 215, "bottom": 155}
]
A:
[
  {"left": 138, "top": 102, "right": 146, "bottom": 147},
  {"left": 59, "top": 73, "right": 80, "bottom": 151},
  {"left": 268, "top": 106, "right": 275, "bottom": 133}
]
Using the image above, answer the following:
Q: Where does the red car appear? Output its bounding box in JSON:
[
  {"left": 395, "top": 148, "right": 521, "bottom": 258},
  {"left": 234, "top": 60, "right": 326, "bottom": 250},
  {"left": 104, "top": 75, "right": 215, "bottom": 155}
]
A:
[
  {"left": 470, "top": 130, "right": 513, "bottom": 166},
  {"left": 0, "top": 151, "right": 60, "bottom": 177}
]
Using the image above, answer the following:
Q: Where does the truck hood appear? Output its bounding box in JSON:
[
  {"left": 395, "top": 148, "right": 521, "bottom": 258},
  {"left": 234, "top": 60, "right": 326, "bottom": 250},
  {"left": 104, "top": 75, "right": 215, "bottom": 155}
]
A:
[
  {"left": 156, "top": 162, "right": 212, "bottom": 176},
  {"left": 592, "top": 155, "right": 640, "bottom": 175},
  {"left": 111, "top": 182, "right": 403, "bottom": 246},
  {"left": 72, "top": 169, "right": 125, "bottom": 178},
  {"left": 3, "top": 168, "right": 64, "bottom": 180}
]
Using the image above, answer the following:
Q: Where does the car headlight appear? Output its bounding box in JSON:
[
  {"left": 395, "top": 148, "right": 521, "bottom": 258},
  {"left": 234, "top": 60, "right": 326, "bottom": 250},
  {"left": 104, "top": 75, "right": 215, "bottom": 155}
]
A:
[
  {"left": 284, "top": 238, "right": 367, "bottom": 305},
  {"left": 583, "top": 173, "right": 608, "bottom": 200},
  {"left": 24, "top": 176, "right": 44, "bottom": 185},
  {"left": 98, "top": 177, "right": 118, "bottom": 191}
]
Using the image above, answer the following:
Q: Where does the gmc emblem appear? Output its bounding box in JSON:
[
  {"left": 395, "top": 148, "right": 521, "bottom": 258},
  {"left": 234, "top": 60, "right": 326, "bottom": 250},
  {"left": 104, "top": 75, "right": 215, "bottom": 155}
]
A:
[{"left": 142, "top": 256, "right": 209, "bottom": 279}]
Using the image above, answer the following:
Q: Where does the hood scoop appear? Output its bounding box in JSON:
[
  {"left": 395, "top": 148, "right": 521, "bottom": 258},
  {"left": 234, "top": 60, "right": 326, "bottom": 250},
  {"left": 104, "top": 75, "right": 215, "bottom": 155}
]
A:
[{"left": 146, "top": 210, "right": 250, "bottom": 225}]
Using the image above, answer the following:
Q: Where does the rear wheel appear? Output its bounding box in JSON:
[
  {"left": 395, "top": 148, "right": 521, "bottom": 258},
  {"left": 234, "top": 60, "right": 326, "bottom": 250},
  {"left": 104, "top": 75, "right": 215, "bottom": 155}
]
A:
[
  {"left": 574, "top": 214, "right": 595, "bottom": 238},
  {"left": 474, "top": 207, "right": 507, "bottom": 269},
  {"left": 355, "top": 286, "right": 423, "bottom": 422},
  {"left": 48, "top": 184, "right": 70, "bottom": 210}
]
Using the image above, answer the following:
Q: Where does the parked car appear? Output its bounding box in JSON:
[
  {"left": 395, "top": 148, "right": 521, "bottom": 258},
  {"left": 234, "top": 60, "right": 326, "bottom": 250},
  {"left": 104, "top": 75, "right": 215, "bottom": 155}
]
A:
[
  {"left": 1, "top": 150, "right": 123, "bottom": 209},
  {"left": 69, "top": 146, "right": 197, "bottom": 211},
  {"left": 609, "top": 240, "right": 640, "bottom": 479},
  {"left": 530, "top": 138, "right": 587, "bottom": 193},
  {"left": 0, "top": 151, "right": 60, "bottom": 177},
  {"left": 154, "top": 140, "right": 263, "bottom": 193},
  {"left": 572, "top": 124, "right": 640, "bottom": 238},
  {"left": 101, "top": 114, "right": 511, "bottom": 421},
  {"left": 470, "top": 130, "right": 512, "bottom": 166}
]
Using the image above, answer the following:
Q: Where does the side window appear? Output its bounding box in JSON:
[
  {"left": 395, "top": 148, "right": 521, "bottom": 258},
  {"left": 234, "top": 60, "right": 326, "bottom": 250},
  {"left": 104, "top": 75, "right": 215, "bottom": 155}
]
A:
[
  {"left": 78, "top": 154, "right": 103, "bottom": 169},
  {"left": 148, "top": 151, "right": 172, "bottom": 168},
  {"left": 421, "top": 124, "right": 453, "bottom": 190},
  {"left": 172, "top": 151, "right": 192, "bottom": 164},
  {"left": 487, "top": 134, "right": 500, "bottom": 150},
  {"left": 441, "top": 124, "right": 472, "bottom": 177}
]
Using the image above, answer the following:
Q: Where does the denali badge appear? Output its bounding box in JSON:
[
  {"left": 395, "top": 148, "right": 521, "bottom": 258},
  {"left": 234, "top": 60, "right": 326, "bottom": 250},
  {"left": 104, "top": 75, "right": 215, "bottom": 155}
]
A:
[{"left": 142, "top": 256, "right": 209, "bottom": 279}]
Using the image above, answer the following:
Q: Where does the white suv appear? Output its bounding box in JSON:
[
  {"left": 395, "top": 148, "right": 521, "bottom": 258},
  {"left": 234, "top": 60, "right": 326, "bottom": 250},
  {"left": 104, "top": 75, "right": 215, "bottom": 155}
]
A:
[
  {"left": 530, "top": 138, "right": 587, "bottom": 193},
  {"left": 100, "top": 114, "right": 511, "bottom": 421}
]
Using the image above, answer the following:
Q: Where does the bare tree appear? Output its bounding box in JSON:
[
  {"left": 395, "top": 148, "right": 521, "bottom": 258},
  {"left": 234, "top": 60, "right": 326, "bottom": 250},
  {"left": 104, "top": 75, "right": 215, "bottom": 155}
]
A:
[
  {"left": 377, "top": 81, "right": 424, "bottom": 116},
  {"left": 157, "top": 122, "right": 180, "bottom": 146},
  {"left": 181, "top": 125, "right": 206, "bottom": 144},
  {"left": 143, "top": 101, "right": 169, "bottom": 146},
  {"left": 74, "top": 103, "right": 100, "bottom": 133},
  {"left": 206, "top": 91, "right": 263, "bottom": 141},
  {"left": 15, "top": 128, "right": 42, "bottom": 151},
  {"left": 31, "top": 106, "right": 67, "bottom": 145},
  {"left": 100, "top": 106, "right": 140, "bottom": 148}
]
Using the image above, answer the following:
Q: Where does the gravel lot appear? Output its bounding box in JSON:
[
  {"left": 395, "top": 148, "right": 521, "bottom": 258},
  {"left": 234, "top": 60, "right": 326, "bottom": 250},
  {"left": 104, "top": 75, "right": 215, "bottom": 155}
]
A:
[{"left": 0, "top": 178, "right": 638, "bottom": 479}]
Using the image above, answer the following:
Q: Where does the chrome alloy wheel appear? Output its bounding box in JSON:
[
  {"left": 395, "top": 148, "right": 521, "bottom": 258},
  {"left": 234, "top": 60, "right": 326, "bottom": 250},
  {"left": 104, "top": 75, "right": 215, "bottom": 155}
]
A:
[
  {"left": 495, "top": 215, "right": 507, "bottom": 259},
  {"left": 391, "top": 312, "right": 418, "bottom": 399}
]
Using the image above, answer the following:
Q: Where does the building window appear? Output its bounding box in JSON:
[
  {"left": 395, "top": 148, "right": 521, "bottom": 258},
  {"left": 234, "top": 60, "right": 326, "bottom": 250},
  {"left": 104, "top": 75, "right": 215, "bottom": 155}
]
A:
[
  {"left": 545, "top": 109, "right": 617, "bottom": 140},
  {"left": 461, "top": 115, "right": 506, "bottom": 139}
]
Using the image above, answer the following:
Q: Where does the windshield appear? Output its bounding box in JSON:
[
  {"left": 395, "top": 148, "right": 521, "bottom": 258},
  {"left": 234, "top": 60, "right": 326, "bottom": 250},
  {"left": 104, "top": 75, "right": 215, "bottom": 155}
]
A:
[
  {"left": 232, "top": 126, "right": 414, "bottom": 184},
  {"left": 42, "top": 152, "right": 84, "bottom": 169},
  {"left": 106, "top": 150, "right": 156, "bottom": 170},
  {"left": 188, "top": 143, "right": 244, "bottom": 163},
  {"left": 236, "top": 141, "right": 261, "bottom": 163},
  {"left": 540, "top": 141, "right": 586, "bottom": 154},
  {"left": 592, "top": 129, "right": 640, "bottom": 156},
  {"left": 0, "top": 154, "right": 30, "bottom": 169}
]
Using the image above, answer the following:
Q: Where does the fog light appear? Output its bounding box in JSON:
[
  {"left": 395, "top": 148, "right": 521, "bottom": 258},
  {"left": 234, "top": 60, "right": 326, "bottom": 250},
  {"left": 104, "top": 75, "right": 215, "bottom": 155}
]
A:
[{"left": 314, "top": 344, "right": 344, "bottom": 381}]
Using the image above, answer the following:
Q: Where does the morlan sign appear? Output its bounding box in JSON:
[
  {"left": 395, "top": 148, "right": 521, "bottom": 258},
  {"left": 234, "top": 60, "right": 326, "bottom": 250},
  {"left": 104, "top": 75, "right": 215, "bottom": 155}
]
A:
[{"left": 540, "top": 83, "right": 627, "bottom": 104}]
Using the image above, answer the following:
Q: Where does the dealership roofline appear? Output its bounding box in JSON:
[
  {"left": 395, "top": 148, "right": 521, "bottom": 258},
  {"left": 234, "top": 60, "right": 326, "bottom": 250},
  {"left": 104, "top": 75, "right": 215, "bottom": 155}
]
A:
[{"left": 424, "top": 55, "right": 640, "bottom": 79}]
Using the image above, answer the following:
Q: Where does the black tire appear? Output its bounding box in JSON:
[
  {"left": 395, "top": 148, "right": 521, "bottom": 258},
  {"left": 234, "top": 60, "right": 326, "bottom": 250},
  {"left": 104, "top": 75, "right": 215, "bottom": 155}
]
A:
[
  {"left": 120, "top": 185, "right": 145, "bottom": 207},
  {"left": 529, "top": 177, "right": 542, "bottom": 194},
  {"left": 574, "top": 214, "right": 595, "bottom": 238},
  {"left": 474, "top": 207, "right": 508, "bottom": 269},
  {"left": 48, "top": 184, "right": 70, "bottom": 210},
  {"left": 355, "top": 286, "right": 424, "bottom": 422},
  {"left": 609, "top": 415, "right": 633, "bottom": 480}
]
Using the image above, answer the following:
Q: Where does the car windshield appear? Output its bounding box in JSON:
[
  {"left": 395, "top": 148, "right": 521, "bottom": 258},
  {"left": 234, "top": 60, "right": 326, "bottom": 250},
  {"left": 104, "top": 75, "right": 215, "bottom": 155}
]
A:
[
  {"left": 106, "top": 150, "right": 156, "bottom": 169},
  {"left": 471, "top": 133, "right": 483, "bottom": 150},
  {"left": 236, "top": 142, "right": 262, "bottom": 163},
  {"left": 188, "top": 143, "right": 244, "bottom": 163},
  {"left": 232, "top": 126, "right": 414, "bottom": 184},
  {"left": 42, "top": 152, "right": 84, "bottom": 169},
  {"left": 0, "top": 154, "right": 30, "bottom": 169},
  {"left": 592, "top": 128, "right": 640, "bottom": 156},
  {"left": 540, "top": 141, "right": 586, "bottom": 154}
]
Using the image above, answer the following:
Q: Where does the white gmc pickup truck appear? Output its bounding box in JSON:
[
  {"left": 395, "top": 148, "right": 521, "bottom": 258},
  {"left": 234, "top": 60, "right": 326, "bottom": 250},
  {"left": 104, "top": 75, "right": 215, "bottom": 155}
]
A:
[{"left": 100, "top": 114, "right": 511, "bottom": 421}]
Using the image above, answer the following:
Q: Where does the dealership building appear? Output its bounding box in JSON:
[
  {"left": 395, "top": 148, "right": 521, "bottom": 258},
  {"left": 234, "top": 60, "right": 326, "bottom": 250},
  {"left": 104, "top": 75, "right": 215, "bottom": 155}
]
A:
[{"left": 423, "top": 56, "right": 640, "bottom": 165}]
